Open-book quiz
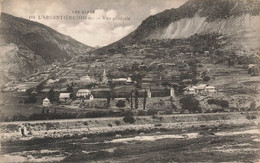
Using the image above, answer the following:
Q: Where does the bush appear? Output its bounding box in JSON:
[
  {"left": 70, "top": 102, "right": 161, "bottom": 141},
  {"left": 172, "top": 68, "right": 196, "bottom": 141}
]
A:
[
  {"left": 147, "top": 109, "right": 158, "bottom": 115},
  {"left": 114, "top": 120, "right": 121, "bottom": 126},
  {"left": 203, "top": 76, "right": 210, "bottom": 82},
  {"left": 116, "top": 100, "right": 126, "bottom": 108},
  {"left": 246, "top": 114, "right": 257, "bottom": 120},
  {"left": 165, "top": 109, "right": 173, "bottom": 115},
  {"left": 122, "top": 110, "right": 134, "bottom": 116},
  {"left": 123, "top": 115, "right": 135, "bottom": 124},
  {"left": 207, "top": 99, "right": 229, "bottom": 108},
  {"left": 180, "top": 96, "right": 201, "bottom": 113},
  {"left": 12, "top": 114, "right": 28, "bottom": 121},
  {"left": 137, "top": 110, "right": 146, "bottom": 116}
]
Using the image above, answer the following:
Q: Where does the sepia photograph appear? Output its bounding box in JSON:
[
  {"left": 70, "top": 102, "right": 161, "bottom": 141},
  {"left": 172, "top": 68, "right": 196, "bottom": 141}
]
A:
[{"left": 0, "top": 0, "right": 259, "bottom": 162}]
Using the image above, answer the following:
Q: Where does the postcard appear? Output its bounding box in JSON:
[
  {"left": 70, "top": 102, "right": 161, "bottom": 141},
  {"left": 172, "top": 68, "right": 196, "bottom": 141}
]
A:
[{"left": 0, "top": 0, "right": 259, "bottom": 162}]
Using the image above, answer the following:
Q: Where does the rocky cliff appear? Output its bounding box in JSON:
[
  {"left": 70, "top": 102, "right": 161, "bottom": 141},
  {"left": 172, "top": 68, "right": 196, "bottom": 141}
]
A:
[{"left": 111, "top": 0, "right": 260, "bottom": 56}]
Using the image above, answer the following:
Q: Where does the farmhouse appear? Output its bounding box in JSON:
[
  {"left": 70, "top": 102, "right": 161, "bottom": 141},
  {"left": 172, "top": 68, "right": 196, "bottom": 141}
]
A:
[
  {"left": 42, "top": 98, "right": 51, "bottom": 107},
  {"left": 80, "top": 75, "right": 91, "bottom": 81},
  {"left": 195, "top": 84, "right": 207, "bottom": 93},
  {"left": 77, "top": 89, "right": 91, "bottom": 98},
  {"left": 185, "top": 84, "right": 216, "bottom": 94},
  {"left": 112, "top": 77, "right": 132, "bottom": 84},
  {"left": 205, "top": 86, "right": 216, "bottom": 92},
  {"left": 59, "top": 93, "right": 71, "bottom": 101}
]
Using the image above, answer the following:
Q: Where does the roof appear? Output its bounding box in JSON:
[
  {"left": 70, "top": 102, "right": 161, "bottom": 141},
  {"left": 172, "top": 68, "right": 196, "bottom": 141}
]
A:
[
  {"left": 43, "top": 98, "right": 50, "bottom": 102},
  {"left": 77, "top": 89, "right": 91, "bottom": 93},
  {"left": 195, "top": 84, "right": 207, "bottom": 89},
  {"left": 59, "top": 93, "right": 71, "bottom": 98},
  {"left": 205, "top": 86, "right": 215, "bottom": 89}
]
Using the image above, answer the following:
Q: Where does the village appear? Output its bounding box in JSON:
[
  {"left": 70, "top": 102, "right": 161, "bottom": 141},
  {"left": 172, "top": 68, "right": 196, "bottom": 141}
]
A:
[
  {"left": 0, "top": 35, "right": 259, "bottom": 122},
  {"left": 1, "top": 38, "right": 259, "bottom": 122}
]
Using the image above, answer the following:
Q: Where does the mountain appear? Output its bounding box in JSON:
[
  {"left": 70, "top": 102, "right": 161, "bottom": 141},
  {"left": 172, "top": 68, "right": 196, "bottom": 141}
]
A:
[
  {"left": 98, "top": 0, "right": 260, "bottom": 56},
  {"left": 0, "top": 13, "right": 92, "bottom": 84}
]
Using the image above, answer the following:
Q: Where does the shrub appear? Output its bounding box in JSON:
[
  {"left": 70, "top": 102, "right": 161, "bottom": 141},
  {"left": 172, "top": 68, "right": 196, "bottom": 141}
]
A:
[
  {"left": 165, "top": 109, "right": 173, "bottom": 115},
  {"left": 203, "top": 76, "right": 210, "bottom": 82},
  {"left": 116, "top": 100, "right": 126, "bottom": 108},
  {"left": 180, "top": 96, "right": 201, "bottom": 113},
  {"left": 122, "top": 110, "right": 134, "bottom": 116},
  {"left": 12, "top": 114, "right": 28, "bottom": 121},
  {"left": 147, "top": 109, "right": 158, "bottom": 115},
  {"left": 207, "top": 99, "right": 229, "bottom": 108},
  {"left": 246, "top": 114, "right": 257, "bottom": 120},
  {"left": 114, "top": 120, "right": 121, "bottom": 126},
  {"left": 137, "top": 110, "right": 146, "bottom": 116},
  {"left": 123, "top": 115, "right": 135, "bottom": 124}
]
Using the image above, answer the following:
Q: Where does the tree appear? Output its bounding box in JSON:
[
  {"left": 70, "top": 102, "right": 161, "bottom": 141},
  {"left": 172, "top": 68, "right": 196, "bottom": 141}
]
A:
[
  {"left": 143, "top": 90, "right": 147, "bottom": 110},
  {"left": 106, "top": 92, "right": 111, "bottom": 108},
  {"left": 27, "top": 93, "right": 37, "bottom": 103},
  {"left": 36, "top": 83, "right": 43, "bottom": 93},
  {"left": 130, "top": 89, "right": 133, "bottom": 109},
  {"left": 109, "top": 82, "right": 116, "bottom": 99},
  {"left": 123, "top": 110, "right": 135, "bottom": 124},
  {"left": 48, "top": 88, "right": 55, "bottom": 103},
  {"left": 250, "top": 101, "right": 256, "bottom": 111},
  {"left": 203, "top": 76, "right": 210, "bottom": 82},
  {"left": 116, "top": 100, "right": 126, "bottom": 109},
  {"left": 135, "top": 89, "right": 139, "bottom": 109},
  {"left": 25, "top": 90, "right": 37, "bottom": 103},
  {"left": 67, "top": 84, "right": 73, "bottom": 93},
  {"left": 180, "top": 95, "right": 201, "bottom": 113}
]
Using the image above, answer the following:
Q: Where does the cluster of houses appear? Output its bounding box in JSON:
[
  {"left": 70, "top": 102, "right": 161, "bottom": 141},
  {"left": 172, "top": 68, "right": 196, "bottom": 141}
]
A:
[
  {"left": 43, "top": 89, "right": 95, "bottom": 107},
  {"left": 184, "top": 84, "right": 217, "bottom": 94}
]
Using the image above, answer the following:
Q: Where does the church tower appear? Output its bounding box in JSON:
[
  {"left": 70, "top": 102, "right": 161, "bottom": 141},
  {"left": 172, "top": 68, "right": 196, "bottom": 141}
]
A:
[{"left": 102, "top": 69, "right": 108, "bottom": 84}]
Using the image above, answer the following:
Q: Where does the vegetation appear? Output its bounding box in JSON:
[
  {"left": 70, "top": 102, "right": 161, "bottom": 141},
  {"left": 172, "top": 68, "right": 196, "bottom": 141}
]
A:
[
  {"left": 116, "top": 100, "right": 126, "bottom": 109},
  {"left": 123, "top": 110, "right": 135, "bottom": 124},
  {"left": 180, "top": 95, "right": 201, "bottom": 113},
  {"left": 135, "top": 89, "right": 139, "bottom": 109},
  {"left": 207, "top": 99, "right": 229, "bottom": 108},
  {"left": 143, "top": 90, "right": 147, "bottom": 110}
]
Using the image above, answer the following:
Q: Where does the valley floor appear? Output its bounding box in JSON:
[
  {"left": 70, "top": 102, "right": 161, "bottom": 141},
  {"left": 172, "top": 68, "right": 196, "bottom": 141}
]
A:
[{"left": 0, "top": 114, "right": 259, "bottom": 162}]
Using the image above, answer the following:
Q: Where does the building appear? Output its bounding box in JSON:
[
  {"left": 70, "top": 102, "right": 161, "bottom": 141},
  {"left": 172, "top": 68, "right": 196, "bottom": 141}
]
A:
[
  {"left": 205, "top": 86, "right": 216, "bottom": 92},
  {"left": 102, "top": 69, "right": 108, "bottom": 84},
  {"left": 186, "top": 87, "right": 196, "bottom": 94},
  {"left": 185, "top": 84, "right": 216, "bottom": 94},
  {"left": 89, "top": 94, "right": 94, "bottom": 100},
  {"left": 147, "top": 90, "right": 152, "bottom": 98},
  {"left": 77, "top": 89, "right": 91, "bottom": 98},
  {"left": 194, "top": 84, "right": 207, "bottom": 93},
  {"left": 59, "top": 93, "right": 71, "bottom": 101},
  {"left": 42, "top": 98, "right": 51, "bottom": 107},
  {"left": 170, "top": 88, "right": 175, "bottom": 97},
  {"left": 126, "top": 77, "right": 132, "bottom": 83},
  {"left": 80, "top": 75, "right": 91, "bottom": 81}
]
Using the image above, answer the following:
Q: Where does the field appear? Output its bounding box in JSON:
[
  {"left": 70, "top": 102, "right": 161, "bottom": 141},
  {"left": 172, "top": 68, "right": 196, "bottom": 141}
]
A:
[
  {"left": 0, "top": 112, "right": 259, "bottom": 162},
  {"left": 1, "top": 122, "right": 259, "bottom": 162}
]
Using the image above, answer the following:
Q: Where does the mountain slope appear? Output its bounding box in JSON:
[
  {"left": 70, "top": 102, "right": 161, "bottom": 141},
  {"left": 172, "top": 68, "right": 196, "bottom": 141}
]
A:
[
  {"left": 0, "top": 13, "right": 92, "bottom": 83},
  {"left": 99, "top": 0, "right": 260, "bottom": 56}
]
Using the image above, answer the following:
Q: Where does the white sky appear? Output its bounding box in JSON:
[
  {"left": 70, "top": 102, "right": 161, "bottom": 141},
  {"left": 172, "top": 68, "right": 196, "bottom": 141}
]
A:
[{"left": 2, "top": 0, "right": 187, "bottom": 47}]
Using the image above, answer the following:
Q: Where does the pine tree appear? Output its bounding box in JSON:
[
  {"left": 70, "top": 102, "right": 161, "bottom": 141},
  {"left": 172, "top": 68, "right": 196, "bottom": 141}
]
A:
[
  {"left": 48, "top": 88, "right": 55, "bottom": 103},
  {"left": 130, "top": 89, "right": 133, "bottom": 109},
  {"left": 106, "top": 91, "right": 111, "bottom": 108},
  {"left": 143, "top": 90, "right": 147, "bottom": 110},
  {"left": 135, "top": 89, "right": 138, "bottom": 109}
]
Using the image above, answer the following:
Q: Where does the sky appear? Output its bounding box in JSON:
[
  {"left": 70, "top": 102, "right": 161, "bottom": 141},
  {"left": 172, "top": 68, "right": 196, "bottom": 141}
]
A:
[{"left": 2, "top": 0, "right": 188, "bottom": 47}]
